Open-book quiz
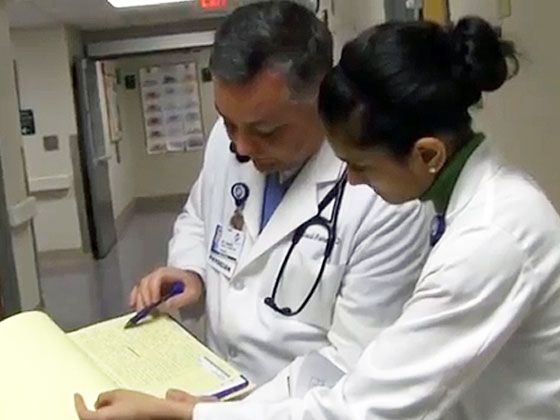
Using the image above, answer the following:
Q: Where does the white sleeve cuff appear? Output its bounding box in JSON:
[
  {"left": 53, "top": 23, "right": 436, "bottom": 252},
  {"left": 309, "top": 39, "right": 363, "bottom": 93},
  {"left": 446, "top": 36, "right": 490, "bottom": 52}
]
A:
[
  {"left": 194, "top": 402, "right": 246, "bottom": 420},
  {"left": 168, "top": 264, "right": 206, "bottom": 283}
]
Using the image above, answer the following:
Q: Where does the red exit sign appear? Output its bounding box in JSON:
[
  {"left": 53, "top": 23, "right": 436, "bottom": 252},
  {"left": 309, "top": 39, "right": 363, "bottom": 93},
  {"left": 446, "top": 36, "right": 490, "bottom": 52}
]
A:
[{"left": 199, "top": 0, "right": 227, "bottom": 9}]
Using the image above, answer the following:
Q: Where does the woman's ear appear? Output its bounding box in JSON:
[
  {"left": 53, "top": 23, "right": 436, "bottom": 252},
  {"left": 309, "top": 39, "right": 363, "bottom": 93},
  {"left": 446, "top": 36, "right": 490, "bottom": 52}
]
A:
[{"left": 413, "top": 137, "right": 448, "bottom": 174}]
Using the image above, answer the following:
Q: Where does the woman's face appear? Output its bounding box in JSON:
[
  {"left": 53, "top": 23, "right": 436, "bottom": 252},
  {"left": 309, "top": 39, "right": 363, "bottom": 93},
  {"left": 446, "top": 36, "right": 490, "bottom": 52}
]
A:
[{"left": 327, "top": 127, "right": 438, "bottom": 204}]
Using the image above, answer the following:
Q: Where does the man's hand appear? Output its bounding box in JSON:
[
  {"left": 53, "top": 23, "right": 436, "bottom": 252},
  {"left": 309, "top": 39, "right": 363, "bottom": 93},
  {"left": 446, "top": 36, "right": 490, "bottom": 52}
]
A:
[
  {"left": 166, "top": 389, "right": 217, "bottom": 404},
  {"left": 129, "top": 267, "right": 204, "bottom": 312},
  {"left": 74, "top": 390, "right": 198, "bottom": 420}
]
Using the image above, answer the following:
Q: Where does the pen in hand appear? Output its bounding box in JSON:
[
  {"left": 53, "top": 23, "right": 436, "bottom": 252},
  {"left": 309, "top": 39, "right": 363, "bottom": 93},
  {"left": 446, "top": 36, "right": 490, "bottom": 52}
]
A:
[{"left": 124, "top": 281, "right": 185, "bottom": 329}]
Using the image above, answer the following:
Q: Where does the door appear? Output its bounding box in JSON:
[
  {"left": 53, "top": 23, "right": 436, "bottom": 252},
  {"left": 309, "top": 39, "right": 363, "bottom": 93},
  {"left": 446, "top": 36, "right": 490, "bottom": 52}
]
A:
[
  {"left": 0, "top": 160, "right": 21, "bottom": 319},
  {"left": 74, "top": 58, "right": 117, "bottom": 259},
  {"left": 385, "top": 0, "right": 420, "bottom": 21}
]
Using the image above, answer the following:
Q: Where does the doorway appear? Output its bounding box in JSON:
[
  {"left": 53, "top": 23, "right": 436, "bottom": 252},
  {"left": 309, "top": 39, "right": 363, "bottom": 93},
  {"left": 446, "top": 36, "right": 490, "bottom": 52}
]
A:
[{"left": 74, "top": 57, "right": 118, "bottom": 259}]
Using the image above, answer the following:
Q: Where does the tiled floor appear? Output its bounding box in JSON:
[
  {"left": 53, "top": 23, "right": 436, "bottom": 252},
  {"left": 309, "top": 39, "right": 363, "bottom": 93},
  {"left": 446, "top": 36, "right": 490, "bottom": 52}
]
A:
[{"left": 39, "top": 205, "right": 180, "bottom": 332}]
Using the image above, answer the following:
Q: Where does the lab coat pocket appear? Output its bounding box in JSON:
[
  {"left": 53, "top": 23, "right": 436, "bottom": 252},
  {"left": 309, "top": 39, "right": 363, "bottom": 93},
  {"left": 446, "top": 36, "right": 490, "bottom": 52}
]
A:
[{"left": 275, "top": 255, "right": 346, "bottom": 330}]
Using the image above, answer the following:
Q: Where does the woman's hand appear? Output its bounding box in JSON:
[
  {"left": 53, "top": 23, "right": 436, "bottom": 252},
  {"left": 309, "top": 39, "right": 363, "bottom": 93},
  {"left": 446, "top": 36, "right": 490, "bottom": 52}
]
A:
[{"left": 74, "top": 389, "right": 201, "bottom": 420}]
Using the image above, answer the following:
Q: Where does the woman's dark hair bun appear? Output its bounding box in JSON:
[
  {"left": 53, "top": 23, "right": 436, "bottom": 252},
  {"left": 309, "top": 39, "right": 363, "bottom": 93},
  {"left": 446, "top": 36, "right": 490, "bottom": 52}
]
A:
[
  {"left": 318, "top": 16, "right": 519, "bottom": 158},
  {"left": 450, "top": 16, "right": 518, "bottom": 96}
]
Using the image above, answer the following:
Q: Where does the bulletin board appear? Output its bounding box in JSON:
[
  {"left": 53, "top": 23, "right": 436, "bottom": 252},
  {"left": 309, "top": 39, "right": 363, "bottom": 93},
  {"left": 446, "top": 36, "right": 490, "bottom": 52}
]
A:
[{"left": 139, "top": 63, "right": 205, "bottom": 154}]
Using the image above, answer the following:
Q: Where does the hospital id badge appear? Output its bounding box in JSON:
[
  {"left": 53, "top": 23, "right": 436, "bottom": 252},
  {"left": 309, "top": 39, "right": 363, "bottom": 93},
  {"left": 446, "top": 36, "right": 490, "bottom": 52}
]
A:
[{"left": 208, "top": 224, "right": 245, "bottom": 279}]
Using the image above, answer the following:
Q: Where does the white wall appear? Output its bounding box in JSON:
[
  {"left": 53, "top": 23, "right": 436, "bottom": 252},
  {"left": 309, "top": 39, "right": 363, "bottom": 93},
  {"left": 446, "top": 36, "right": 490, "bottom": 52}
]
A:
[
  {"left": 107, "top": 48, "right": 217, "bottom": 207},
  {"left": 328, "top": 0, "right": 385, "bottom": 59},
  {"left": 11, "top": 26, "right": 84, "bottom": 252},
  {"left": 450, "top": 0, "right": 560, "bottom": 210},
  {"left": 0, "top": 0, "right": 40, "bottom": 309}
]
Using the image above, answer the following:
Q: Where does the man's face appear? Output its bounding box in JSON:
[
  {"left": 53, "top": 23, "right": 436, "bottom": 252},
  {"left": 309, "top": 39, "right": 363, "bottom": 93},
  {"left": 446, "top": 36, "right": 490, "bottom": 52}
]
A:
[{"left": 214, "top": 69, "right": 325, "bottom": 173}]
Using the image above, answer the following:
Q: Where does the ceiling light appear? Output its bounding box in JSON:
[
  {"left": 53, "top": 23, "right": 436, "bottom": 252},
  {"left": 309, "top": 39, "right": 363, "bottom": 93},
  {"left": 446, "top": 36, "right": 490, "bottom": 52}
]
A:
[{"left": 107, "top": 0, "right": 193, "bottom": 8}]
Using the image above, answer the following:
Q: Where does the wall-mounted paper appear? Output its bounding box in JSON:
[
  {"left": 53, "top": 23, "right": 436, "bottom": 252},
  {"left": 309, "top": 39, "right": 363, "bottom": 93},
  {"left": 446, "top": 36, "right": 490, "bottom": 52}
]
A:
[{"left": 139, "top": 63, "right": 205, "bottom": 154}]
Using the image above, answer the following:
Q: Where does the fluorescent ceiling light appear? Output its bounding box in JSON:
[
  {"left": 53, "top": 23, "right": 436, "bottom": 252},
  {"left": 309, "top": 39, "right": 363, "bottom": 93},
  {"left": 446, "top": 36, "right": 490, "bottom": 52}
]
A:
[{"left": 107, "top": 0, "right": 193, "bottom": 8}]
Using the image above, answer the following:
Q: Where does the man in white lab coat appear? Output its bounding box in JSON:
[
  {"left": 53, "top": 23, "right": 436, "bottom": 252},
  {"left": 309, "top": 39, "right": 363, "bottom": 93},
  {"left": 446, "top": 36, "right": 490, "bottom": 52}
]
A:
[{"left": 129, "top": 1, "right": 430, "bottom": 391}]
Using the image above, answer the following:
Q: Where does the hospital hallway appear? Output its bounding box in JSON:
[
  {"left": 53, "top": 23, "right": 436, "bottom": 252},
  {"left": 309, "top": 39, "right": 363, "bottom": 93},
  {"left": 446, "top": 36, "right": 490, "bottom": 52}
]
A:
[{"left": 38, "top": 200, "right": 183, "bottom": 332}]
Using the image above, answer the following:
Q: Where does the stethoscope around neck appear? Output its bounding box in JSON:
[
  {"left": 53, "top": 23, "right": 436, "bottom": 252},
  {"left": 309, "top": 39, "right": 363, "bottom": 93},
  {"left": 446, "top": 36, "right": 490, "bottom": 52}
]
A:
[{"left": 264, "top": 168, "right": 349, "bottom": 317}]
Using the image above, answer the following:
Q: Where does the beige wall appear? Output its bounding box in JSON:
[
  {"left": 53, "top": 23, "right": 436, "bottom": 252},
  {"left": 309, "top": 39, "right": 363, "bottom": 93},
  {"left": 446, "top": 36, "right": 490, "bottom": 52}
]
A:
[
  {"left": 11, "top": 26, "right": 84, "bottom": 252},
  {"left": 108, "top": 48, "right": 217, "bottom": 205},
  {"left": 450, "top": 0, "right": 560, "bottom": 210},
  {"left": 66, "top": 26, "right": 83, "bottom": 60},
  {"left": 354, "top": 0, "right": 385, "bottom": 32},
  {"left": 449, "top": 0, "right": 499, "bottom": 23},
  {"left": 66, "top": 27, "right": 92, "bottom": 253},
  {"left": 0, "top": 0, "right": 40, "bottom": 309}
]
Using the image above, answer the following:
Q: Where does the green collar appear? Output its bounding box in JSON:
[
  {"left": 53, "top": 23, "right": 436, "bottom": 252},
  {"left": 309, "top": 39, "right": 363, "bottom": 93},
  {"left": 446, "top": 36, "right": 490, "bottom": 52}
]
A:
[{"left": 421, "top": 133, "right": 485, "bottom": 214}]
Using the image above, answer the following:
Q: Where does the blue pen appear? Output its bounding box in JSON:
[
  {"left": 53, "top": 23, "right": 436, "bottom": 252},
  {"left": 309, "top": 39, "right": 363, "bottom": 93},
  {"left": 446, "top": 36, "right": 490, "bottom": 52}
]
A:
[{"left": 124, "top": 281, "right": 185, "bottom": 329}]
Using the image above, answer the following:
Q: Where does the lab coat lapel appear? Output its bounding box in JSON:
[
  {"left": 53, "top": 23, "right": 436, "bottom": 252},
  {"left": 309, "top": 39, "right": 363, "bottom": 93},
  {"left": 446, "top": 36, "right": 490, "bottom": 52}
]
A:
[
  {"left": 237, "top": 141, "right": 344, "bottom": 274},
  {"left": 446, "top": 141, "right": 500, "bottom": 225}
]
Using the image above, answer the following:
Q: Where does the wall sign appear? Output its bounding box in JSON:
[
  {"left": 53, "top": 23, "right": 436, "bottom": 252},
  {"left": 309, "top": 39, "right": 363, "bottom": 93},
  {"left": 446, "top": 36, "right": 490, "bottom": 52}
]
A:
[
  {"left": 20, "top": 109, "right": 35, "bottom": 136},
  {"left": 200, "top": 0, "right": 227, "bottom": 10},
  {"left": 125, "top": 74, "right": 136, "bottom": 90}
]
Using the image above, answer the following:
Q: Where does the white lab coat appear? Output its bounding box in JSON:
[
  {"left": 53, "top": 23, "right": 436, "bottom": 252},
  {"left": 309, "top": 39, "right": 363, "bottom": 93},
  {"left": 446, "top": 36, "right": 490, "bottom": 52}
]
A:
[
  {"left": 194, "top": 140, "right": 560, "bottom": 419},
  {"left": 168, "top": 119, "right": 431, "bottom": 387}
]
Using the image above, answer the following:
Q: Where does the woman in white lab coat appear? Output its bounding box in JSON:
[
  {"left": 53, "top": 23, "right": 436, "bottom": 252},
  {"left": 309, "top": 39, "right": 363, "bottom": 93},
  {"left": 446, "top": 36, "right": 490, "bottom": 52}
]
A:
[{"left": 75, "top": 16, "right": 560, "bottom": 420}]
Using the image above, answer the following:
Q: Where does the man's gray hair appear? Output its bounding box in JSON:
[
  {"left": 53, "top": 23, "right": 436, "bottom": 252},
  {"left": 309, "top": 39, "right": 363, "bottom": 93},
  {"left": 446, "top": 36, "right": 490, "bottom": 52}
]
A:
[{"left": 210, "top": 1, "right": 333, "bottom": 101}]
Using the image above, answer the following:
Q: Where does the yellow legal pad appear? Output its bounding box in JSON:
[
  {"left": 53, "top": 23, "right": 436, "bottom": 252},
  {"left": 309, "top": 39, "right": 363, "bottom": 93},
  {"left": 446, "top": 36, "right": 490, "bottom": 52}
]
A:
[{"left": 0, "top": 311, "right": 249, "bottom": 419}]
